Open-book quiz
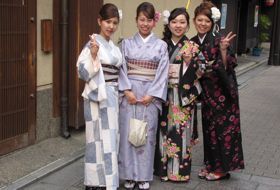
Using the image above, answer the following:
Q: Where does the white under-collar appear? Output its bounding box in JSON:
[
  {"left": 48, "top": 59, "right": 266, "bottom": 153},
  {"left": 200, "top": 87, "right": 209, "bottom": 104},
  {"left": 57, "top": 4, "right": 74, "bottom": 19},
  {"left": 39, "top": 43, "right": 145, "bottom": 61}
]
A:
[
  {"left": 171, "top": 39, "right": 177, "bottom": 46},
  {"left": 198, "top": 34, "right": 207, "bottom": 44},
  {"left": 139, "top": 32, "right": 153, "bottom": 43}
]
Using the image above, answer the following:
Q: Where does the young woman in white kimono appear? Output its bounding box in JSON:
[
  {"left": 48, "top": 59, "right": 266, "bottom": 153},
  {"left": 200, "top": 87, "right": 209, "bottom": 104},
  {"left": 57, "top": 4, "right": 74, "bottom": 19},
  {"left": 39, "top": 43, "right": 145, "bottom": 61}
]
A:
[
  {"left": 76, "top": 4, "right": 122, "bottom": 190},
  {"left": 118, "top": 2, "right": 169, "bottom": 190}
]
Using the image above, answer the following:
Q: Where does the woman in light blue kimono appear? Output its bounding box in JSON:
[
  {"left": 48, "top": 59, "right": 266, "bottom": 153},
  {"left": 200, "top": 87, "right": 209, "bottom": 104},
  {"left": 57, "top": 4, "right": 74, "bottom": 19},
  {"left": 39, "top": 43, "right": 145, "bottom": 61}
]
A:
[
  {"left": 118, "top": 2, "right": 169, "bottom": 190},
  {"left": 76, "top": 4, "right": 122, "bottom": 190}
]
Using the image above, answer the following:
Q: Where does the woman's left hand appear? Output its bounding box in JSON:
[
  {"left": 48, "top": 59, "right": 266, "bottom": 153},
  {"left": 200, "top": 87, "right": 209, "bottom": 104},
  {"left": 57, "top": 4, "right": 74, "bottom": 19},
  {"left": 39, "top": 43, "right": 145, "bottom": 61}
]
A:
[
  {"left": 138, "top": 95, "right": 154, "bottom": 106},
  {"left": 220, "top": 31, "right": 236, "bottom": 51}
]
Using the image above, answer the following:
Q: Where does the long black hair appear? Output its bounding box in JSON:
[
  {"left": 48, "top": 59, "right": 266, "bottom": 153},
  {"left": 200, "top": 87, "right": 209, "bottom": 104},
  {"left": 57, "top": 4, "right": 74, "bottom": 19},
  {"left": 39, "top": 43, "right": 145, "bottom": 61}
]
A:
[{"left": 162, "top": 7, "right": 190, "bottom": 43}]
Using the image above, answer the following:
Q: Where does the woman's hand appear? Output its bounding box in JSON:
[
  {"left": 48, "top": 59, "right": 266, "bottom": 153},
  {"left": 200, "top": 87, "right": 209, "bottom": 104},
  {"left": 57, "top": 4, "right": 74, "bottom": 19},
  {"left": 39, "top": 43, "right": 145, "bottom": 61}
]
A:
[
  {"left": 139, "top": 95, "right": 154, "bottom": 106},
  {"left": 220, "top": 32, "right": 236, "bottom": 51},
  {"left": 124, "top": 90, "right": 137, "bottom": 105},
  {"left": 89, "top": 34, "right": 99, "bottom": 60}
]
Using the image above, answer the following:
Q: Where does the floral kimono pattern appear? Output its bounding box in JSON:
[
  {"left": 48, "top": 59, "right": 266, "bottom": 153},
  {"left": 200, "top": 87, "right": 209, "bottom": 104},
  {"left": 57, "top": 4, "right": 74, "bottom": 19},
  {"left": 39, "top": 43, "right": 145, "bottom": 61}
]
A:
[
  {"left": 154, "top": 36, "right": 204, "bottom": 181},
  {"left": 191, "top": 32, "right": 245, "bottom": 173}
]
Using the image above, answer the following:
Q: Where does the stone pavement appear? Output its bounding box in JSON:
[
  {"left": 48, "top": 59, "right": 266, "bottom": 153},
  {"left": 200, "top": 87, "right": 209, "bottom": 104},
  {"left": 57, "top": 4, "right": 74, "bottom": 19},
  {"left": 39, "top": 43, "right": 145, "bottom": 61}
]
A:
[{"left": 2, "top": 50, "right": 280, "bottom": 190}]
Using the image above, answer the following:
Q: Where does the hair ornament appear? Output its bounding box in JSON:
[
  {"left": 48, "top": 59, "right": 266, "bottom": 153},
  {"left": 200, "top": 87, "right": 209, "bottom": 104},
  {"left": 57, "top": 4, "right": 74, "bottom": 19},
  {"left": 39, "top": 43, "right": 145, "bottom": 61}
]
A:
[
  {"left": 118, "top": 9, "right": 123, "bottom": 20},
  {"left": 154, "top": 11, "right": 161, "bottom": 23},
  {"left": 211, "top": 7, "right": 221, "bottom": 36},
  {"left": 162, "top": 10, "right": 170, "bottom": 24},
  {"left": 185, "top": 0, "right": 191, "bottom": 11}
]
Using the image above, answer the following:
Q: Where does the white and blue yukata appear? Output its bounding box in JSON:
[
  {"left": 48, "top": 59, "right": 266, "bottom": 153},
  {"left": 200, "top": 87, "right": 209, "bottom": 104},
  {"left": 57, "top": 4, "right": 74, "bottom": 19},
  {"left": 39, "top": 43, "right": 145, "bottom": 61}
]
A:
[
  {"left": 118, "top": 33, "right": 169, "bottom": 182},
  {"left": 77, "top": 34, "right": 122, "bottom": 190}
]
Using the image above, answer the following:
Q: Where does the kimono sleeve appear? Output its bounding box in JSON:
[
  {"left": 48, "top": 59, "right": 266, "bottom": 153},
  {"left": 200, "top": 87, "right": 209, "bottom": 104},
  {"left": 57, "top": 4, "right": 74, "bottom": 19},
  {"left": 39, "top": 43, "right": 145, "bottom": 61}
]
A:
[
  {"left": 147, "top": 42, "right": 169, "bottom": 101},
  {"left": 76, "top": 42, "right": 100, "bottom": 82},
  {"left": 118, "top": 40, "right": 132, "bottom": 91}
]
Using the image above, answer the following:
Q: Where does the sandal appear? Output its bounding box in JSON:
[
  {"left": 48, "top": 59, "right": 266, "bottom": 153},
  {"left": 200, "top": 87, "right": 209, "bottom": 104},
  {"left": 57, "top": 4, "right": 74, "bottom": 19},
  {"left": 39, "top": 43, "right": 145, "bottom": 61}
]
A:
[
  {"left": 198, "top": 168, "right": 209, "bottom": 179},
  {"left": 138, "top": 181, "right": 150, "bottom": 190},
  {"left": 124, "top": 180, "right": 136, "bottom": 190},
  {"left": 160, "top": 176, "right": 168, "bottom": 182},
  {"left": 205, "top": 172, "right": 231, "bottom": 181}
]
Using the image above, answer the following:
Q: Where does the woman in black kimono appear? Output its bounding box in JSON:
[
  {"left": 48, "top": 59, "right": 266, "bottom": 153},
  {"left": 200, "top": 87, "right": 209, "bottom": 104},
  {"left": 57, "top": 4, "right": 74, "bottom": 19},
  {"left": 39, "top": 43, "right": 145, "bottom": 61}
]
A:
[
  {"left": 191, "top": 2, "right": 245, "bottom": 181},
  {"left": 154, "top": 7, "right": 204, "bottom": 182}
]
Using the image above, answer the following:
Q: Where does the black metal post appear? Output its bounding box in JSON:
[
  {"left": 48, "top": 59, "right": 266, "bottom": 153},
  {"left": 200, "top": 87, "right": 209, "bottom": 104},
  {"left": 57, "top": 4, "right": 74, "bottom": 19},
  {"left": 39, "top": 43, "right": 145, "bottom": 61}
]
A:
[
  {"left": 60, "top": 0, "right": 70, "bottom": 138},
  {"left": 268, "top": 0, "right": 280, "bottom": 65}
]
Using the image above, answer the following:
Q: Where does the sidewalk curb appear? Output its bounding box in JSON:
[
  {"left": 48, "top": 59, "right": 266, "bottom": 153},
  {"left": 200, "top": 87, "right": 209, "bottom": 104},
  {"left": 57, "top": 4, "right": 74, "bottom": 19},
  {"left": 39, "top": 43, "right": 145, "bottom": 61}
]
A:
[
  {"left": 236, "top": 58, "right": 268, "bottom": 76},
  {"left": 0, "top": 148, "right": 85, "bottom": 190}
]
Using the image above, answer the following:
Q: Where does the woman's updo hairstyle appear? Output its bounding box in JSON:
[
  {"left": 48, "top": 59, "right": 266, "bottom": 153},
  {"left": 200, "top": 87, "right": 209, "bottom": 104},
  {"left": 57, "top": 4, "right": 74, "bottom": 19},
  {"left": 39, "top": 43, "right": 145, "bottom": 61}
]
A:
[
  {"left": 136, "top": 2, "right": 155, "bottom": 20},
  {"left": 162, "top": 8, "right": 190, "bottom": 43},
  {"left": 194, "top": 1, "right": 215, "bottom": 23},
  {"left": 99, "top": 3, "right": 119, "bottom": 21}
]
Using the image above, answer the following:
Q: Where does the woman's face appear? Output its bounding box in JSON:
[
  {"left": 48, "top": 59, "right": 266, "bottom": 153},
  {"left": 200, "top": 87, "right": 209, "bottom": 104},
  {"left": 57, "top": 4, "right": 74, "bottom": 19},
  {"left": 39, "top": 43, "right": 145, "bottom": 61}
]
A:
[
  {"left": 136, "top": 12, "right": 155, "bottom": 38},
  {"left": 98, "top": 17, "right": 119, "bottom": 40},
  {"left": 169, "top": 14, "right": 188, "bottom": 39},
  {"left": 193, "top": 14, "right": 213, "bottom": 36}
]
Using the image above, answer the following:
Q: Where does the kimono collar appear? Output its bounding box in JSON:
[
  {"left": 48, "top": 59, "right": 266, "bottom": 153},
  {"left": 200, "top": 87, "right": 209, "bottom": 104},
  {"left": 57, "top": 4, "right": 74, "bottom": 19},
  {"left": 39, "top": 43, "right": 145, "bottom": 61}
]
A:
[
  {"left": 95, "top": 34, "right": 113, "bottom": 50},
  {"left": 198, "top": 34, "right": 207, "bottom": 44},
  {"left": 134, "top": 32, "right": 156, "bottom": 45},
  {"left": 138, "top": 32, "right": 154, "bottom": 43}
]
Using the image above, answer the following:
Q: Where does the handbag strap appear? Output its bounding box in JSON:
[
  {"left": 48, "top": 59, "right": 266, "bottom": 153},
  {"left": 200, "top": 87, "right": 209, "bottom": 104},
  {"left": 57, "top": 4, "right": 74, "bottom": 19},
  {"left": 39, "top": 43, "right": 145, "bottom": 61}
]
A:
[{"left": 133, "top": 105, "right": 147, "bottom": 120}]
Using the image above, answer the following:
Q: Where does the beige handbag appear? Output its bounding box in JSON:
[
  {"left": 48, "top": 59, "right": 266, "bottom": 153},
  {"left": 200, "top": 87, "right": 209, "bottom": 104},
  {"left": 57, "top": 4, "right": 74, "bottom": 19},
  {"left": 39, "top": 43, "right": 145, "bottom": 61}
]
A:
[{"left": 128, "top": 106, "right": 147, "bottom": 147}]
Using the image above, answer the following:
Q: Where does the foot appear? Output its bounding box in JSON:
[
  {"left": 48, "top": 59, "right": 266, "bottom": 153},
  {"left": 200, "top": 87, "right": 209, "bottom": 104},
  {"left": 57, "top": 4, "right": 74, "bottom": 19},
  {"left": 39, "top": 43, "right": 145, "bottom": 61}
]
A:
[
  {"left": 205, "top": 172, "right": 230, "bottom": 181},
  {"left": 160, "top": 176, "right": 168, "bottom": 182},
  {"left": 138, "top": 181, "right": 150, "bottom": 190},
  {"left": 198, "top": 168, "right": 209, "bottom": 179},
  {"left": 124, "top": 180, "right": 136, "bottom": 190}
]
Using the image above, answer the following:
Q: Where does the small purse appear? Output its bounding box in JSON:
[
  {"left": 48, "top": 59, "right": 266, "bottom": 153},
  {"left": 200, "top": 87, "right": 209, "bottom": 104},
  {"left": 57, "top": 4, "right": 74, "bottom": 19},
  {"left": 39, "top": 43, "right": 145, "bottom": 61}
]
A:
[{"left": 128, "top": 106, "right": 147, "bottom": 147}]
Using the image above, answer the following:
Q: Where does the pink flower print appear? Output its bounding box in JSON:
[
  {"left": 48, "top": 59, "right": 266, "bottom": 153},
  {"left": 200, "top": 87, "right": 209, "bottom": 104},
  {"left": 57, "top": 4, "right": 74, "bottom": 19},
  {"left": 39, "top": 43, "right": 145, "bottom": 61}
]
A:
[
  {"left": 233, "top": 118, "right": 239, "bottom": 125},
  {"left": 211, "top": 47, "right": 218, "bottom": 54},
  {"left": 214, "top": 90, "right": 221, "bottom": 97},
  {"left": 172, "top": 105, "right": 180, "bottom": 113},
  {"left": 175, "top": 55, "right": 181, "bottom": 61},
  {"left": 178, "top": 43, "right": 182, "bottom": 48},
  {"left": 229, "top": 115, "right": 235, "bottom": 122},
  {"left": 225, "top": 135, "right": 231, "bottom": 142},
  {"left": 161, "top": 157, "right": 167, "bottom": 163},
  {"left": 183, "top": 84, "right": 190, "bottom": 90},
  {"left": 218, "top": 95, "right": 225, "bottom": 102},
  {"left": 161, "top": 121, "right": 167, "bottom": 127}
]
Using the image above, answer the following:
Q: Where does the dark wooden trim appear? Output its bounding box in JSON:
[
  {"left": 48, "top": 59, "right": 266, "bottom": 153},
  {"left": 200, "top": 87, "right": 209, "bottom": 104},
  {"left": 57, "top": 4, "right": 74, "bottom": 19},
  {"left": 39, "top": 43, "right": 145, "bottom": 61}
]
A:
[
  {"left": 53, "top": 0, "right": 61, "bottom": 117},
  {"left": 0, "top": 134, "right": 29, "bottom": 155},
  {"left": 27, "top": 0, "right": 37, "bottom": 144}
]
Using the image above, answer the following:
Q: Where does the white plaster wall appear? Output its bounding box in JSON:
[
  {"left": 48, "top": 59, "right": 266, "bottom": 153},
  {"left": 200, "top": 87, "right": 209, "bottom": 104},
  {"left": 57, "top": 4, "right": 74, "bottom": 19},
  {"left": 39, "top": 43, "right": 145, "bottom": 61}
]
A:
[
  {"left": 37, "top": 0, "right": 53, "bottom": 88},
  {"left": 104, "top": 0, "right": 203, "bottom": 43}
]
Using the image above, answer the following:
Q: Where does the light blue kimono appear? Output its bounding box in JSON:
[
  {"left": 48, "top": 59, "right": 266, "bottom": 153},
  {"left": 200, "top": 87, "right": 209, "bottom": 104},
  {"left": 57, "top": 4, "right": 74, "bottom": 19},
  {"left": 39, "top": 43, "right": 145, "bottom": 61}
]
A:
[
  {"left": 77, "top": 34, "right": 122, "bottom": 190},
  {"left": 118, "top": 33, "right": 169, "bottom": 181}
]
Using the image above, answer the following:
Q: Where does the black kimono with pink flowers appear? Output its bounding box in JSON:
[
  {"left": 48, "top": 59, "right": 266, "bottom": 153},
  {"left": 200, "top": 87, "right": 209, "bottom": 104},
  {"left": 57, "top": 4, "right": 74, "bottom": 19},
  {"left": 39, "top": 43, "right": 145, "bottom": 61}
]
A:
[
  {"left": 154, "top": 36, "right": 203, "bottom": 181},
  {"left": 191, "top": 33, "right": 245, "bottom": 173}
]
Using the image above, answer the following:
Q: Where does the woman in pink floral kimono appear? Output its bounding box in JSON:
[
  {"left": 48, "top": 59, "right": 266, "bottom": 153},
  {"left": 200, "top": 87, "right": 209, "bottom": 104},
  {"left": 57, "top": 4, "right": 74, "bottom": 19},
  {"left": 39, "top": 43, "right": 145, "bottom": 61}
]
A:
[{"left": 154, "top": 7, "right": 205, "bottom": 182}]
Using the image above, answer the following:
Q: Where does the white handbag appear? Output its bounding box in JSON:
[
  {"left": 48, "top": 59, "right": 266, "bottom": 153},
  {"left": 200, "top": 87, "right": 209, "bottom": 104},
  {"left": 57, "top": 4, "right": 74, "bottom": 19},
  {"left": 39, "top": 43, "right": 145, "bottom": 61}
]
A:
[{"left": 128, "top": 106, "right": 147, "bottom": 147}]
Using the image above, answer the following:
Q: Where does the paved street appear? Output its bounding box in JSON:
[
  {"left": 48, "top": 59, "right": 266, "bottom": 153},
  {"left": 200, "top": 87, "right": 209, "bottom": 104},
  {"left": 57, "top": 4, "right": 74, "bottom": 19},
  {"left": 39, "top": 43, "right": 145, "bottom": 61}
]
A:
[{"left": 18, "top": 64, "right": 280, "bottom": 190}]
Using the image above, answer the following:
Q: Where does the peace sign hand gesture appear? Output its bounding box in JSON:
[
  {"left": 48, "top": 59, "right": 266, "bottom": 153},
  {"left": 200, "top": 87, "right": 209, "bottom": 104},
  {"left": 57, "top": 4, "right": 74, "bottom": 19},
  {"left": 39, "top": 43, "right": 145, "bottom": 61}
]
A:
[
  {"left": 89, "top": 34, "right": 99, "bottom": 60},
  {"left": 220, "top": 32, "right": 236, "bottom": 51}
]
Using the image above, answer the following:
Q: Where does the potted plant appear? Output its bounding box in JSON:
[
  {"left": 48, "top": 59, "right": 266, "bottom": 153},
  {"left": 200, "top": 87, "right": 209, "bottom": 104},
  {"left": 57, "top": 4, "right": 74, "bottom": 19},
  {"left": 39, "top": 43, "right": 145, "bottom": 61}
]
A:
[{"left": 252, "top": 14, "right": 272, "bottom": 56}]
